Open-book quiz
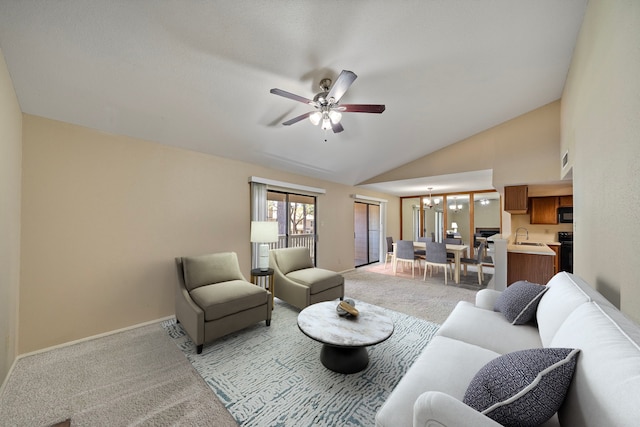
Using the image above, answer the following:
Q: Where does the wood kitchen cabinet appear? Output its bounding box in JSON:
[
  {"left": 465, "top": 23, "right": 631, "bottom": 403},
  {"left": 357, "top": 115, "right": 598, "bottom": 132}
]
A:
[
  {"left": 530, "top": 197, "right": 559, "bottom": 224},
  {"left": 504, "top": 185, "right": 528, "bottom": 214},
  {"left": 559, "top": 195, "right": 573, "bottom": 207},
  {"left": 507, "top": 252, "right": 555, "bottom": 285}
]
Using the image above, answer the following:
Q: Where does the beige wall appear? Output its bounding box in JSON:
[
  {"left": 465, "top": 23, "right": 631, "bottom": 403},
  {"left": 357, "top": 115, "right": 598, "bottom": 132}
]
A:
[
  {"left": 561, "top": 0, "right": 640, "bottom": 322},
  {"left": 19, "top": 115, "right": 398, "bottom": 353},
  {"left": 361, "top": 101, "right": 562, "bottom": 190},
  {"left": 0, "top": 49, "right": 22, "bottom": 384}
]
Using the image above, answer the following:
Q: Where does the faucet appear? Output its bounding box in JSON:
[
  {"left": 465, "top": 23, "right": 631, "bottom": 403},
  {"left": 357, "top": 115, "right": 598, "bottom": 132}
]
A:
[{"left": 514, "top": 227, "right": 529, "bottom": 244}]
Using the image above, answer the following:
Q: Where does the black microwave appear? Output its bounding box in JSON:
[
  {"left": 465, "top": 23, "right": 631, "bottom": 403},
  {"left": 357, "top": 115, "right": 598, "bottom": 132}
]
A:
[{"left": 558, "top": 207, "right": 573, "bottom": 223}]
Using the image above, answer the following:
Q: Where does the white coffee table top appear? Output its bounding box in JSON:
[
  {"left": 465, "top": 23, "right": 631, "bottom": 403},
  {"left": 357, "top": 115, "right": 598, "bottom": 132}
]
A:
[{"left": 297, "top": 300, "right": 394, "bottom": 348}]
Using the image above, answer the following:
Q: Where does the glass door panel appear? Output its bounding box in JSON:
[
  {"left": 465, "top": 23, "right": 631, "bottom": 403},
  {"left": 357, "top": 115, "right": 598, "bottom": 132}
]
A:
[
  {"left": 401, "top": 197, "right": 420, "bottom": 240},
  {"left": 368, "top": 204, "right": 380, "bottom": 263},
  {"left": 473, "top": 192, "right": 501, "bottom": 256},
  {"left": 267, "top": 190, "right": 316, "bottom": 263},
  {"left": 447, "top": 194, "right": 470, "bottom": 249},
  {"left": 423, "top": 195, "right": 443, "bottom": 241},
  {"left": 354, "top": 203, "right": 368, "bottom": 267},
  {"left": 354, "top": 202, "right": 381, "bottom": 267}
]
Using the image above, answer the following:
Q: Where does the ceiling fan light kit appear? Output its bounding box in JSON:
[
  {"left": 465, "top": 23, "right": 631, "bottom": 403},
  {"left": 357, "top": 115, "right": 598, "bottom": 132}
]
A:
[{"left": 270, "top": 70, "right": 385, "bottom": 135}]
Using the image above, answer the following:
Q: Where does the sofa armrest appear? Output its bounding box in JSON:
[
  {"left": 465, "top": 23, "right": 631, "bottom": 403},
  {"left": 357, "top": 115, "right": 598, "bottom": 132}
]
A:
[
  {"left": 475, "top": 289, "right": 501, "bottom": 310},
  {"left": 414, "top": 391, "right": 502, "bottom": 427}
]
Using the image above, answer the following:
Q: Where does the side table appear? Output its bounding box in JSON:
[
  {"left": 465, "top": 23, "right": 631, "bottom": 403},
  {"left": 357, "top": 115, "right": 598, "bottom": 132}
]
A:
[{"left": 251, "top": 268, "right": 275, "bottom": 309}]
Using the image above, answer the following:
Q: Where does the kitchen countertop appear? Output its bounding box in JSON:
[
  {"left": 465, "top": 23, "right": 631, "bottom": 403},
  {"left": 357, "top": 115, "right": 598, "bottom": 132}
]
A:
[{"left": 507, "top": 241, "right": 557, "bottom": 256}]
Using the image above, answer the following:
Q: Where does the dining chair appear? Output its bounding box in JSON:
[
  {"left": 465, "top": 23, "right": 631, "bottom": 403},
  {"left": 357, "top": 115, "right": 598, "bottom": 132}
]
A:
[
  {"left": 443, "top": 237, "right": 462, "bottom": 267},
  {"left": 384, "top": 236, "right": 395, "bottom": 269},
  {"left": 394, "top": 240, "right": 421, "bottom": 278},
  {"left": 460, "top": 242, "right": 486, "bottom": 286},
  {"left": 423, "top": 241, "right": 452, "bottom": 284},
  {"left": 414, "top": 236, "right": 430, "bottom": 259}
]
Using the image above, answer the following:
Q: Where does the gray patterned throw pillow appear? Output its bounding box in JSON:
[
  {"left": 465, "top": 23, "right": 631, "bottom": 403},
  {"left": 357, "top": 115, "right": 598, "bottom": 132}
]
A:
[
  {"left": 463, "top": 348, "right": 580, "bottom": 427},
  {"left": 494, "top": 280, "right": 548, "bottom": 324}
]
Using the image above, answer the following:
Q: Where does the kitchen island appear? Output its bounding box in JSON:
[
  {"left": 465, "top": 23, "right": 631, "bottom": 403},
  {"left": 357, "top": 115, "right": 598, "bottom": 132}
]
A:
[{"left": 507, "top": 241, "right": 556, "bottom": 285}]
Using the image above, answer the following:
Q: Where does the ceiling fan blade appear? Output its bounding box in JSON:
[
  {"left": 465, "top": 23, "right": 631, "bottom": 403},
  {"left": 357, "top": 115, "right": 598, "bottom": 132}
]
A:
[
  {"left": 332, "top": 121, "right": 344, "bottom": 133},
  {"left": 282, "top": 111, "right": 313, "bottom": 126},
  {"left": 327, "top": 70, "right": 357, "bottom": 103},
  {"left": 270, "top": 88, "right": 314, "bottom": 105},
  {"left": 340, "top": 104, "right": 386, "bottom": 113}
]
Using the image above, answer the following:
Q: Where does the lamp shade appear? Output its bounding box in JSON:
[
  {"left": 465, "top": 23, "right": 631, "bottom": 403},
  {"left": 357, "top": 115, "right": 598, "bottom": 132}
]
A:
[
  {"left": 451, "top": 222, "right": 458, "bottom": 229},
  {"left": 251, "top": 221, "right": 278, "bottom": 271},
  {"left": 250, "top": 221, "right": 279, "bottom": 243}
]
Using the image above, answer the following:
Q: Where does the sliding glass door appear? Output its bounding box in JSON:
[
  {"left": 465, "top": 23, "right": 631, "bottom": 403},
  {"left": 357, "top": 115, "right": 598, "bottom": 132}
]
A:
[
  {"left": 354, "top": 202, "right": 380, "bottom": 267},
  {"left": 267, "top": 190, "right": 317, "bottom": 263}
]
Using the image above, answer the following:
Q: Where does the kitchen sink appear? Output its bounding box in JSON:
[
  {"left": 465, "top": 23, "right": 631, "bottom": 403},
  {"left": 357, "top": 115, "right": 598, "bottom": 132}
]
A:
[{"left": 514, "top": 242, "right": 546, "bottom": 246}]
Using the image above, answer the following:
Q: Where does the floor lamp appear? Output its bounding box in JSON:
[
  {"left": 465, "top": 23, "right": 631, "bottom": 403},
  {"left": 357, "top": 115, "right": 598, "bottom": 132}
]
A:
[{"left": 251, "top": 221, "right": 279, "bottom": 271}]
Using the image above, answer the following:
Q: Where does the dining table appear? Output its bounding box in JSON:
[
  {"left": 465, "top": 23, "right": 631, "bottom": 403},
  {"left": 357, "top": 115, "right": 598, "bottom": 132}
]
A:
[{"left": 392, "top": 241, "right": 469, "bottom": 284}]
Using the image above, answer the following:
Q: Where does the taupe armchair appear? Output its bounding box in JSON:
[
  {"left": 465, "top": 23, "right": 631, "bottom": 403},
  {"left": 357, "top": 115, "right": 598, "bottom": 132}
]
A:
[
  {"left": 269, "top": 247, "right": 344, "bottom": 310},
  {"left": 175, "top": 252, "right": 272, "bottom": 354}
]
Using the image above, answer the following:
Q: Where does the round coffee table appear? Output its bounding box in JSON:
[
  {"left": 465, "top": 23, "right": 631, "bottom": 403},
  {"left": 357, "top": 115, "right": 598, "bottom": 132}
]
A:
[{"left": 297, "top": 300, "right": 394, "bottom": 374}]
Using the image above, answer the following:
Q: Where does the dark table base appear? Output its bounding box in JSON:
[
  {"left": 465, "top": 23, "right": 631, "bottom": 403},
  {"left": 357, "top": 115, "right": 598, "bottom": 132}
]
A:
[{"left": 320, "top": 345, "right": 369, "bottom": 374}]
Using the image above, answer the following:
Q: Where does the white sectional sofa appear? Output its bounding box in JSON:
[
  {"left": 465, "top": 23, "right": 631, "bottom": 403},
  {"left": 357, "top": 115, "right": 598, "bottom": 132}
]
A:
[{"left": 375, "top": 272, "right": 640, "bottom": 427}]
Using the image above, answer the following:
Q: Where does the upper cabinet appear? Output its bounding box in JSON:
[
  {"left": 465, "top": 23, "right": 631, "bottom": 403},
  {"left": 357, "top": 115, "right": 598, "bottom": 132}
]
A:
[
  {"left": 559, "top": 195, "right": 573, "bottom": 207},
  {"left": 504, "top": 185, "right": 528, "bottom": 214},
  {"left": 530, "top": 197, "right": 559, "bottom": 224}
]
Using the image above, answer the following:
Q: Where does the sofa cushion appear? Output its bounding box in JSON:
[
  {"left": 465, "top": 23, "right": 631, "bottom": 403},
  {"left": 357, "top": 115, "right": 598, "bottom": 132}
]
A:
[
  {"left": 436, "top": 301, "right": 542, "bottom": 355},
  {"left": 463, "top": 348, "right": 580, "bottom": 427},
  {"left": 182, "top": 253, "right": 244, "bottom": 291},
  {"left": 274, "top": 248, "right": 314, "bottom": 275},
  {"left": 536, "top": 272, "right": 593, "bottom": 346},
  {"left": 494, "top": 280, "right": 548, "bottom": 325},
  {"left": 375, "top": 336, "right": 500, "bottom": 427},
  {"left": 549, "top": 302, "right": 640, "bottom": 427},
  {"left": 189, "top": 280, "right": 268, "bottom": 321},
  {"left": 286, "top": 267, "right": 343, "bottom": 294}
]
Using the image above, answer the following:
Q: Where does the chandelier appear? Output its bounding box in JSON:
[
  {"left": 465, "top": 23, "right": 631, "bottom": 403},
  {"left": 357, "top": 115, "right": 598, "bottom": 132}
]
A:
[
  {"left": 424, "top": 187, "right": 440, "bottom": 209},
  {"left": 449, "top": 197, "right": 463, "bottom": 212}
]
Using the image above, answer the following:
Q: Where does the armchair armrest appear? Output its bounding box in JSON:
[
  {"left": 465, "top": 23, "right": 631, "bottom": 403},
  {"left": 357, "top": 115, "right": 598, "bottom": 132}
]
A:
[
  {"left": 175, "top": 258, "right": 205, "bottom": 345},
  {"left": 413, "top": 392, "right": 502, "bottom": 427},
  {"left": 270, "top": 254, "right": 312, "bottom": 309},
  {"left": 475, "top": 289, "right": 501, "bottom": 310}
]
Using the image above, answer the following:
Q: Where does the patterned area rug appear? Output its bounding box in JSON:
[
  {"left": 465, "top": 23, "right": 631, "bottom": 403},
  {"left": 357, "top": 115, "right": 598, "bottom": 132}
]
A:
[{"left": 162, "top": 299, "right": 439, "bottom": 427}]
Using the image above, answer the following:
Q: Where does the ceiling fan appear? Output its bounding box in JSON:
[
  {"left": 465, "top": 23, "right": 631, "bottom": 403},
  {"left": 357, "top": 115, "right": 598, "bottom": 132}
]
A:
[{"left": 270, "top": 70, "right": 385, "bottom": 133}]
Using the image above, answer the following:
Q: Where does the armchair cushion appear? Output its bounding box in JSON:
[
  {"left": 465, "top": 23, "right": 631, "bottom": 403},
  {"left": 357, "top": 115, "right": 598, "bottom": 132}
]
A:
[
  {"left": 190, "top": 280, "right": 269, "bottom": 321},
  {"left": 182, "top": 253, "right": 245, "bottom": 291},
  {"left": 275, "top": 248, "right": 314, "bottom": 275},
  {"left": 287, "top": 268, "right": 345, "bottom": 295}
]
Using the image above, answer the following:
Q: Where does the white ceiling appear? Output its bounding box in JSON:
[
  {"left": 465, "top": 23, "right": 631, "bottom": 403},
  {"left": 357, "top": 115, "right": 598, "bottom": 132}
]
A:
[{"left": 0, "top": 1, "right": 587, "bottom": 196}]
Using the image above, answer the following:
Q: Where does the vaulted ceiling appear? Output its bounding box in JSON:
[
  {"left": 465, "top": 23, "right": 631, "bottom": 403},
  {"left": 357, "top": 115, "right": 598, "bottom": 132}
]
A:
[{"left": 0, "top": 1, "right": 587, "bottom": 195}]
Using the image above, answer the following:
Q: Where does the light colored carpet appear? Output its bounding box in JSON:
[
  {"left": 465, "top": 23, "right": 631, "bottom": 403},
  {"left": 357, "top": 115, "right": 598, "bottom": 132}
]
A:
[
  {"left": 0, "top": 266, "right": 481, "bottom": 426},
  {"left": 0, "top": 323, "right": 238, "bottom": 427},
  {"left": 346, "top": 263, "right": 488, "bottom": 324},
  {"left": 162, "top": 300, "right": 439, "bottom": 426}
]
